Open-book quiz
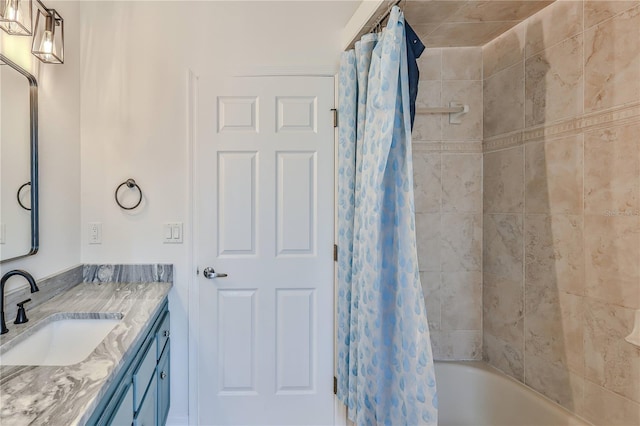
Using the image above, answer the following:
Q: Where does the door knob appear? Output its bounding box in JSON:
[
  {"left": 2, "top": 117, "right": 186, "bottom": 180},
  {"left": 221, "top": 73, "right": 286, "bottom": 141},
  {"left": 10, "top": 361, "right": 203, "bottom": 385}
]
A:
[{"left": 203, "top": 267, "right": 228, "bottom": 279}]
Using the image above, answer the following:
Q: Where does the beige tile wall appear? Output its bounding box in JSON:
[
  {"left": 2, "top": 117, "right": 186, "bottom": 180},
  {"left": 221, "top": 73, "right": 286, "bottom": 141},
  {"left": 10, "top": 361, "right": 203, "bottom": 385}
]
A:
[
  {"left": 482, "top": 1, "right": 640, "bottom": 424},
  {"left": 413, "top": 47, "right": 483, "bottom": 361}
]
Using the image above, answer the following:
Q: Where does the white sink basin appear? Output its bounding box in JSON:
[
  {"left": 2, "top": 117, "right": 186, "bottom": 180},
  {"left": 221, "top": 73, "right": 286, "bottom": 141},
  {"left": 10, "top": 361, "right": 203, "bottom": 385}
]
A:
[{"left": 0, "top": 316, "right": 122, "bottom": 366}]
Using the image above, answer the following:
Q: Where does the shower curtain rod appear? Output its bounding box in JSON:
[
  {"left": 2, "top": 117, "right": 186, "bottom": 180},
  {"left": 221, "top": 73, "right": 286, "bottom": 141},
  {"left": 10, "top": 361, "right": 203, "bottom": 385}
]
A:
[
  {"left": 369, "top": 0, "right": 403, "bottom": 32},
  {"left": 365, "top": 2, "right": 470, "bottom": 120}
]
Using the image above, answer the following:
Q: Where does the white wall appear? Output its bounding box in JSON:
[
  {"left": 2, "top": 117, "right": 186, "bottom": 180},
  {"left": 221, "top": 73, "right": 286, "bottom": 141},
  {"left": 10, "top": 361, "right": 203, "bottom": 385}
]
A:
[
  {"left": 0, "top": 0, "right": 81, "bottom": 288},
  {"left": 79, "top": 2, "right": 359, "bottom": 422}
]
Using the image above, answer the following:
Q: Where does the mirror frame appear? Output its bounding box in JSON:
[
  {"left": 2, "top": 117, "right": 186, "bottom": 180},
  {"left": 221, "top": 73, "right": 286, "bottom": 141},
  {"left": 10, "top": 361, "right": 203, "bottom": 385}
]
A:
[{"left": 0, "top": 53, "right": 39, "bottom": 263}]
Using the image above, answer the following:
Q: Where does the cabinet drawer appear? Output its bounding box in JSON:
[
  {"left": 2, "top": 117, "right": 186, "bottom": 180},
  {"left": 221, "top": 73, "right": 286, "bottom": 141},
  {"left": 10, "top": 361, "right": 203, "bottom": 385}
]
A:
[
  {"left": 156, "top": 312, "right": 170, "bottom": 360},
  {"left": 157, "top": 345, "right": 170, "bottom": 425},
  {"left": 133, "top": 339, "right": 157, "bottom": 411},
  {"left": 134, "top": 375, "right": 157, "bottom": 426}
]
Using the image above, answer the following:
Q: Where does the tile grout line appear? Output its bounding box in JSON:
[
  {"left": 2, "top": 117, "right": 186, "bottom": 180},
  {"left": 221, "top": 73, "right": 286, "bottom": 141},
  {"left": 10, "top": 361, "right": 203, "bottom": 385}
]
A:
[
  {"left": 439, "top": 48, "right": 444, "bottom": 343},
  {"left": 439, "top": 144, "right": 444, "bottom": 337},
  {"left": 521, "top": 19, "right": 527, "bottom": 385},
  {"left": 480, "top": 44, "right": 485, "bottom": 362},
  {"left": 580, "top": 0, "right": 587, "bottom": 414},
  {"left": 584, "top": 1, "right": 640, "bottom": 32}
]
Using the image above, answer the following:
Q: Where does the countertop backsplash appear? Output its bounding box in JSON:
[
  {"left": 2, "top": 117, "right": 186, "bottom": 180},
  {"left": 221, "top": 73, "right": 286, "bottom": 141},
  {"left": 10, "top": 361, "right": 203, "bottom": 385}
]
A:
[
  {"left": 2, "top": 264, "right": 173, "bottom": 325},
  {"left": 83, "top": 264, "right": 173, "bottom": 284},
  {"left": 3, "top": 265, "right": 83, "bottom": 324}
]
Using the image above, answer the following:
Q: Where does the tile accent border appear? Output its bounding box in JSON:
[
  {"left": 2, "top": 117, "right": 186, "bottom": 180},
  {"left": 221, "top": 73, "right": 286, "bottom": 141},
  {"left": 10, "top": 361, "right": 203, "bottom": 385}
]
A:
[
  {"left": 483, "top": 131, "right": 524, "bottom": 152},
  {"left": 484, "top": 101, "right": 640, "bottom": 152},
  {"left": 414, "top": 140, "right": 483, "bottom": 153}
]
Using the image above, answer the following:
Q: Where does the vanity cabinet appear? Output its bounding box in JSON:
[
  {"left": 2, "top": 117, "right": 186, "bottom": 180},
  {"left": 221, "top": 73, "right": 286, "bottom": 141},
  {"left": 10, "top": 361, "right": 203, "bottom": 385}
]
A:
[
  {"left": 88, "top": 300, "right": 170, "bottom": 426},
  {"left": 157, "top": 345, "right": 171, "bottom": 424},
  {"left": 135, "top": 375, "right": 157, "bottom": 426},
  {"left": 109, "top": 386, "right": 134, "bottom": 426}
]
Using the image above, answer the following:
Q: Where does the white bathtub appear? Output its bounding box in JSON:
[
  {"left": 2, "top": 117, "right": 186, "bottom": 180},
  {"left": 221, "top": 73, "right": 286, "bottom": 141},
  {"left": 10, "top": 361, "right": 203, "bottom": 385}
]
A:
[{"left": 434, "top": 362, "right": 591, "bottom": 426}]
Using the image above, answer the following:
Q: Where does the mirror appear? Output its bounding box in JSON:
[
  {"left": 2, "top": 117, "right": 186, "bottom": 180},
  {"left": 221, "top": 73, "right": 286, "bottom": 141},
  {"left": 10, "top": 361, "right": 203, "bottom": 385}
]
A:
[{"left": 0, "top": 54, "right": 38, "bottom": 263}]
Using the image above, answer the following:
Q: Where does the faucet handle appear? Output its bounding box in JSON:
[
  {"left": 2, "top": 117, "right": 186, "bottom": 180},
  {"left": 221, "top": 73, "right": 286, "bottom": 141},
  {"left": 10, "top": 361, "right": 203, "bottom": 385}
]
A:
[{"left": 14, "top": 298, "right": 32, "bottom": 325}]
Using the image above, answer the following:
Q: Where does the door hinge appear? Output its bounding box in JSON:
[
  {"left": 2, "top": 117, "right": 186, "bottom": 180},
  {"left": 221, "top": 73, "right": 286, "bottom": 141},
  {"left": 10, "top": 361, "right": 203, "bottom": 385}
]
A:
[
  {"left": 334, "top": 376, "right": 337, "bottom": 395},
  {"left": 334, "top": 244, "right": 338, "bottom": 262},
  {"left": 331, "top": 108, "right": 338, "bottom": 128}
]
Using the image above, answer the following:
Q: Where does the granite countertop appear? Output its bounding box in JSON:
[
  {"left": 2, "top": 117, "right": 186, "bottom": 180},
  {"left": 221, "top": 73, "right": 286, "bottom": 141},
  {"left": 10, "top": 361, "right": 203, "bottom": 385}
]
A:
[{"left": 0, "top": 281, "right": 172, "bottom": 426}]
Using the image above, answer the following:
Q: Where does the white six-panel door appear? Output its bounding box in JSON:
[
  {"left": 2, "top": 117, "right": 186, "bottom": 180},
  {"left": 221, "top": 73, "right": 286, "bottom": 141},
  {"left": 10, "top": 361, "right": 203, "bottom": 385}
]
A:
[{"left": 196, "top": 76, "right": 334, "bottom": 425}]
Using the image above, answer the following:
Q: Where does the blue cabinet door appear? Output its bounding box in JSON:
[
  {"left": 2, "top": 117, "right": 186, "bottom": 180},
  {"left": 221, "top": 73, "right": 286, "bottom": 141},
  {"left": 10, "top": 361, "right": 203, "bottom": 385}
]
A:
[
  {"left": 157, "top": 345, "right": 170, "bottom": 425},
  {"left": 88, "top": 301, "right": 170, "bottom": 426},
  {"left": 156, "top": 312, "right": 170, "bottom": 360},
  {"left": 133, "top": 339, "right": 157, "bottom": 412},
  {"left": 134, "top": 375, "right": 157, "bottom": 426},
  {"left": 108, "top": 385, "right": 133, "bottom": 426}
]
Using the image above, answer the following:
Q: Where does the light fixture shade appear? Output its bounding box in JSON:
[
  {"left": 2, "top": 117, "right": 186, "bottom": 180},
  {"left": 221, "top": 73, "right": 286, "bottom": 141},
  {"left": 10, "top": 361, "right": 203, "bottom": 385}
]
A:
[
  {"left": 0, "top": 0, "right": 32, "bottom": 35},
  {"left": 31, "top": 7, "right": 63, "bottom": 64}
]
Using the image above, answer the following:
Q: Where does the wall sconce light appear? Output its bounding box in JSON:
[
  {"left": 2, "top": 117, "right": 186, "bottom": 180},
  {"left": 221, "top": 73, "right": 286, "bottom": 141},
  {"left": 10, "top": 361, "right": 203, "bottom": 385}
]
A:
[
  {"left": 0, "top": 0, "right": 63, "bottom": 64},
  {"left": 0, "top": 0, "right": 32, "bottom": 36},
  {"left": 31, "top": 4, "right": 62, "bottom": 64}
]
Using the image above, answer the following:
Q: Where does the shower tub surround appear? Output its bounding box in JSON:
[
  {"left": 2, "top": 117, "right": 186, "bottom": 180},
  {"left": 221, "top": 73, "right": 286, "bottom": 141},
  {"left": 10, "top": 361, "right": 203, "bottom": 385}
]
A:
[
  {"left": 410, "top": 1, "right": 639, "bottom": 424},
  {"left": 0, "top": 264, "right": 172, "bottom": 425},
  {"left": 413, "top": 46, "right": 484, "bottom": 360},
  {"left": 482, "top": 1, "right": 640, "bottom": 424}
]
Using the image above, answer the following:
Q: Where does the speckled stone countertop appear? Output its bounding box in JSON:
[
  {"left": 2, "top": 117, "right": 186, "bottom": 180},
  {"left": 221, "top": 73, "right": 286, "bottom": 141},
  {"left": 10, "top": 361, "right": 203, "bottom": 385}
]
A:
[{"left": 0, "top": 281, "right": 172, "bottom": 426}]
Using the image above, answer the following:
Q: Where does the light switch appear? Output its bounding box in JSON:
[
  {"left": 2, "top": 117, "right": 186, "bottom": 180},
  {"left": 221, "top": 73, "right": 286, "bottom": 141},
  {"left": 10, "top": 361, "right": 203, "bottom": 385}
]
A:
[
  {"left": 163, "top": 222, "right": 183, "bottom": 244},
  {"left": 172, "top": 225, "right": 181, "bottom": 240},
  {"left": 88, "top": 223, "right": 102, "bottom": 244}
]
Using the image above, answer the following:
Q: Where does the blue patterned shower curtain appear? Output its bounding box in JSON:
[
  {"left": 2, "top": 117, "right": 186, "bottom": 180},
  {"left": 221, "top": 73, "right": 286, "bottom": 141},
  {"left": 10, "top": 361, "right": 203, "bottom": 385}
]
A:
[{"left": 337, "top": 6, "right": 438, "bottom": 426}]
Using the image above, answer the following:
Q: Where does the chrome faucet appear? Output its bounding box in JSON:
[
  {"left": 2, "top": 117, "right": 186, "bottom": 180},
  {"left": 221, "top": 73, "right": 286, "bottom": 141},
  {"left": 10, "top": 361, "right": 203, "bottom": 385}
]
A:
[{"left": 1, "top": 270, "right": 39, "bottom": 335}]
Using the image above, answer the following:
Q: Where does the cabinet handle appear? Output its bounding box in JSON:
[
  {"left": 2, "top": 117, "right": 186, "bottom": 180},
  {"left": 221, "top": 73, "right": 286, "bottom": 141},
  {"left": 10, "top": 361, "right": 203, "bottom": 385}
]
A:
[
  {"left": 163, "top": 330, "right": 170, "bottom": 337},
  {"left": 160, "top": 371, "right": 167, "bottom": 380}
]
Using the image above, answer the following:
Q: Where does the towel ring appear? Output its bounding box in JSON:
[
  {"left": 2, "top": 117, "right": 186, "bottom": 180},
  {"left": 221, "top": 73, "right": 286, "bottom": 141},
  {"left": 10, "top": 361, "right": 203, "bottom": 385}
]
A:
[
  {"left": 115, "top": 178, "right": 143, "bottom": 210},
  {"left": 17, "top": 182, "right": 31, "bottom": 211}
]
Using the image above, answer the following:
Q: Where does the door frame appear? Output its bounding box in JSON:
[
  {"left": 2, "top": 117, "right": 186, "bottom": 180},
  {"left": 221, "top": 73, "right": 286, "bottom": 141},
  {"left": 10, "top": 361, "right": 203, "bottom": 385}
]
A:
[
  {"left": 186, "top": 69, "right": 339, "bottom": 425},
  {"left": 187, "top": 68, "right": 199, "bottom": 426}
]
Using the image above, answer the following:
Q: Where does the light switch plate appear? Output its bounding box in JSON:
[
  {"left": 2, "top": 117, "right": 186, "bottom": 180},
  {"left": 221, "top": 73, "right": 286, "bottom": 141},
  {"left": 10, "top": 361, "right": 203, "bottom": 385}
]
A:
[
  {"left": 88, "top": 222, "right": 102, "bottom": 244},
  {"left": 163, "top": 222, "right": 183, "bottom": 244}
]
